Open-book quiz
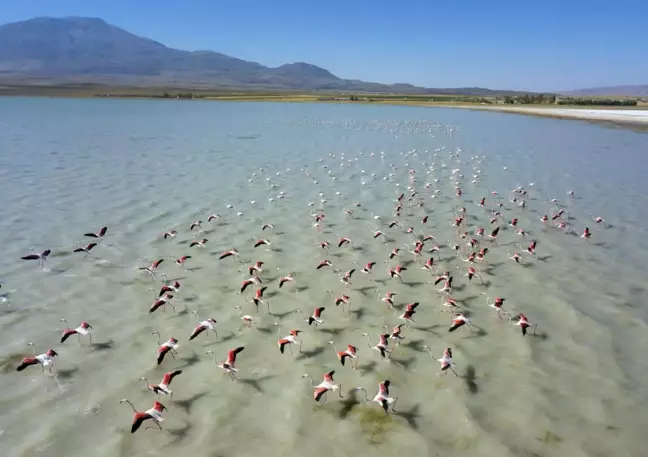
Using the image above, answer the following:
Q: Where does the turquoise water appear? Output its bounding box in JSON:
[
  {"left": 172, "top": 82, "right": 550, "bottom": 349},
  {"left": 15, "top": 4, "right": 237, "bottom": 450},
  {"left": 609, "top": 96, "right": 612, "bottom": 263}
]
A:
[{"left": 1, "top": 98, "right": 647, "bottom": 457}]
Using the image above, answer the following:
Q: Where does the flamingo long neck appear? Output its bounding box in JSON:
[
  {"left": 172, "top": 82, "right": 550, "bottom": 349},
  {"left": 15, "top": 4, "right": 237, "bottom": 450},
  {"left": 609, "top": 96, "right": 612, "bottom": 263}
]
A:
[{"left": 123, "top": 400, "right": 137, "bottom": 413}]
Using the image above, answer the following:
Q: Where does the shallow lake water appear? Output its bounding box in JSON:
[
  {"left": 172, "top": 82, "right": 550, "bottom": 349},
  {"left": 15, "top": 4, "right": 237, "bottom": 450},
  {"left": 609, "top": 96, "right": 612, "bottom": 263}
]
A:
[{"left": 1, "top": 98, "right": 647, "bottom": 457}]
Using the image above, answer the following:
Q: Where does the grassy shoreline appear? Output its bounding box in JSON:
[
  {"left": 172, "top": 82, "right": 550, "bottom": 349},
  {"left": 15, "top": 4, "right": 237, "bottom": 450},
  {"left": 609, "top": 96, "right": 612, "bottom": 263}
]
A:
[{"left": 2, "top": 84, "right": 646, "bottom": 130}]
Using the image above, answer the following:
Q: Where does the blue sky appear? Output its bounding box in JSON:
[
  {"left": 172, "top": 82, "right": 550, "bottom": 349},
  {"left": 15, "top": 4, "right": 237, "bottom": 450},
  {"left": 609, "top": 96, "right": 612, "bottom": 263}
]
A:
[{"left": 1, "top": 0, "right": 646, "bottom": 91}]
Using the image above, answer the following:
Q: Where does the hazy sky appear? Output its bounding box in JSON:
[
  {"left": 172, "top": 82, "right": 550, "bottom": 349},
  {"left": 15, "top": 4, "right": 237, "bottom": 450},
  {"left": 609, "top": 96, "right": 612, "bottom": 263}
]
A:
[{"left": 1, "top": 0, "right": 646, "bottom": 91}]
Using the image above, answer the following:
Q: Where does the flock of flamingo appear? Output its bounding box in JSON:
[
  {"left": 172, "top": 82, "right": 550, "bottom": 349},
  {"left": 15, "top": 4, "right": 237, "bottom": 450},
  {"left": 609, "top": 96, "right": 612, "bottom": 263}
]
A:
[{"left": 12, "top": 147, "right": 606, "bottom": 437}]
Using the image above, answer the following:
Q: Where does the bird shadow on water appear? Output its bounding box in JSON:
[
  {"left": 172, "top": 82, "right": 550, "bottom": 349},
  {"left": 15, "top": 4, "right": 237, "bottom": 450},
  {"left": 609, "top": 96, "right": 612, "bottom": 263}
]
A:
[
  {"left": 463, "top": 365, "right": 478, "bottom": 394},
  {"left": 54, "top": 367, "right": 79, "bottom": 380},
  {"left": 358, "top": 360, "right": 378, "bottom": 375},
  {"left": 338, "top": 390, "right": 361, "bottom": 418},
  {"left": 166, "top": 421, "right": 193, "bottom": 445},
  {"left": 402, "top": 339, "right": 428, "bottom": 353},
  {"left": 238, "top": 375, "right": 275, "bottom": 393},
  {"left": 177, "top": 352, "right": 201, "bottom": 369},
  {"left": 296, "top": 346, "right": 326, "bottom": 360},
  {"left": 91, "top": 340, "right": 114, "bottom": 351},
  {"left": 394, "top": 403, "right": 421, "bottom": 430},
  {"left": 320, "top": 327, "right": 344, "bottom": 336},
  {"left": 465, "top": 327, "right": 488, "bottom": 339},
  {"left": 174, "top": 391, "right": 208, "bottom": 414},
  {"left": 389, "top": 355, "right": 416, "bottom": 369},
  {"left": 349, "top": 307, "right": 366, "bottom": 320},
  {"left": 355, "top": 285, "right": 378, "bottom": 297}
]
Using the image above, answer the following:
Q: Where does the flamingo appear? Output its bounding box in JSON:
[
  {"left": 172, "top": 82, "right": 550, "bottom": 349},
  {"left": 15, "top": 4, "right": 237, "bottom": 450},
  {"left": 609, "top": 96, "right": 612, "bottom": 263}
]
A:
[
  {"left": 20, "top": 249, "right": 51, "bottom": 269},
  {"left": 362, "top": 332, "right": 393, "bottom": 361},
  {"left": 119, "top": 399, "right": 166, "bottom": 433},
  {"left": 152, "top": 331, "right": 179, "bottom": 365},
  {"left": 302, "top": 371, "right": 343, "bottom": 402},
  {"left": 276, "top": 326, "right": 302, "bottom": 354},
  {"left": 60, "top": 319, "right": 92, "bottom": 345},
  {"left": 16, "top": 342, "right": 57, "bottom": 372},
  {"left": 205, "top": 347, "right": 245, "bottom": 381},
  {"left": 189, "top": 311, "right": 218, "bottom": 340},
  {"left": 353, "top": 380, "right": 398, "bottom": 414},
  {"left": 422, "top": 345, "right": 458, "bottom": 376},
  {"left": 140, "top": 370, "right": 183, "bottom": 403},
  {"left": 328, "top": 341, "right": 359, "bottom": 369}
]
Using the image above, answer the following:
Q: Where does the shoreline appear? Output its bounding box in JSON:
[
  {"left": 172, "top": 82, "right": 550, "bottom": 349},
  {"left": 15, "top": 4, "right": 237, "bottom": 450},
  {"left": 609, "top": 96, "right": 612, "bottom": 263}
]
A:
[
  {"left": 2, "top": 88, "right": 647, "bottom": 130},
  {"left": 436, "top": 104, "right": 648, "bottom": 128}
]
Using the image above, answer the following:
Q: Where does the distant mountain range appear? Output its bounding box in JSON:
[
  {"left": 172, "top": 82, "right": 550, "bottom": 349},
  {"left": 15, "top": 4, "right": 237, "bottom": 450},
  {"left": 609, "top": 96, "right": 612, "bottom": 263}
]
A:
[
  {"left": 560, "top": 85, "right": 648, "bottom": 97},
  {"left": 0, "top": 16, "right": 530, "bottom": 96}
]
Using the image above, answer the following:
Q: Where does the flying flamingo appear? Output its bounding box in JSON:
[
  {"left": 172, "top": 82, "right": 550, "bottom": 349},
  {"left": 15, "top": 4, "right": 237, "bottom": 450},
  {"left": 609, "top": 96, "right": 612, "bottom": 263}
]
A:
[
  {"left": 20, "top": 249, "right": 51, "bottom": 269},
  {"left": 235, "top": 306, "right": 257, "bottom": 328},
  {"left": 159, "top": 281, "right": 181, "bottom": 297},
  {"left": 279, "top": 273, "right": 295, "bottom": 289},
  {"left": 381, "top": 291, "right": 396, "bottom": 309},
  {"left": 511, "top": 313, "right": 537, "bottom": 336},
  {"left": 276, "top": 326, "right": 302, "bottom": 354},
  {"left": 384, "top": 324, "right": 406, "bottom": 345},
  {"left": 449, "top": 313, "right": 473, "bottom": 333},
  {"left": 189, "top": 311, "right": 218, "bottom": 340},
  {"left": 219, "top": 248, "right": 239, "bottom": 260},
  {"left": 149, "top": 293, "right": 175, "bottom": 313},
  {"left": 486, "top": 296, "right": 510, "bottom": 320},
  {"left": 248, "top": 261, "right": 264, "bottom": 276},
  {"left": 73, "top": 242, "right": 97, "bottom": 257},
  {"left": 140, "top": 370, "right": 183, "bottom": 403},
  {"left": 362, "top": 332, "right": 393, "bottom": 361},
  {"left": 240, "top": 276, "right": 262, "bottom": 294},
  {"left": 84, "top": 226, "right": 108, "bottom": 240},
  {"left": 152, "top": 331, "right": 179, "bottom": 365},
  {"left": 396, "top": 302, "right": 419, "bottom": 328},
  {"left": 302, "top": 370, "right": 344, "bottom": 402},
  {"left": 162, "top": 229, "right": 177, "bottom": 239},
  {"left": 16, "top": 342, "right": 57, "bottom": 372},
  {"left": 334, "top": 294, "right": 351, "bottom": 312},
  {"left": 299, "top": 306, "right": 325, "bottom": 326},
  {"left": 328, "top": 341, "right": 359, "bottom": 370},
  {"left": 422, "top": 345, "right": 458, "bottom": 376},
  {"left": 60, "top": 319, "right": 92, "bottom": 345},
  {"left": 139, "top": 259, "right": 164, "bottom": 281},
  {"left": 205, "top": 347, "right": 245, "bottom": 381},
  {"left": 171, "top": 255, "right": 191, "bottom": 268},
  {"left": 119, "top": 399, "right": 166, "bottom": 433},
  {"left": 190, "top": 238, "right": 208, "bottom": 248},
  {"left": 353, "top": 380, "right": 398, "bottom": 414},
  {"left": 250, "top": 287, "right": 270, "bottom": 313}
]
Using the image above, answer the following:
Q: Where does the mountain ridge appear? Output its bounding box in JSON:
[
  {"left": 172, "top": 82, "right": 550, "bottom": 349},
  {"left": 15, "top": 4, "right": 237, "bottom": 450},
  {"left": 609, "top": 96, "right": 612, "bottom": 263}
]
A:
[
  {"left": 560, "top": 85, "right": 648, "bottom": 97},
  {"left": 0, "top": 16, "right": 537, "bottom": 96}
]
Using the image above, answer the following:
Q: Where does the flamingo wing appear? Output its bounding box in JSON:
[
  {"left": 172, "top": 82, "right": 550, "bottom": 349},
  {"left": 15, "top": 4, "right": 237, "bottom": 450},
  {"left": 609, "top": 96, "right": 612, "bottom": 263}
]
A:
[
  {"left": 131, "top": 412, "right": 152, "bottom": 434},
  {"left": 314, "top": 387, "right": 328, "bottom": 402},
  {"left": 227, "top": 346, "right": 245, "bottom": 363},
  {"left": 157, "top": 347, "right": 171, "bottom": 365},
  {"left": 16, "top": 357, "right": 39, "bottom": 371},
  {"left": 161, "top": 370, "right": 183, "bottom": 385},
  {"left": 60, "top": 328, "right": 77, "bottom": 343},
  {"left": 324, "top": 370, "right": 335, "bottom": 382},
  {"left": 188, "top": 324, "right": 206, "bottom": 340},
  {"left": 379, "top": 380, "right": 390, "bottom": 396}
]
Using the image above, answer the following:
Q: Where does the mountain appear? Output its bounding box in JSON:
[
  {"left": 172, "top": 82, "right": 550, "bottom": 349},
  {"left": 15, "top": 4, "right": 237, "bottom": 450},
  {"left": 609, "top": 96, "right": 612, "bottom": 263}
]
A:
[
  {"left": 561, "top": 85, "right": 648, "bottom": 97},
  {"left": 0, "top": 16, "right": 528, "bottom": 95}
]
